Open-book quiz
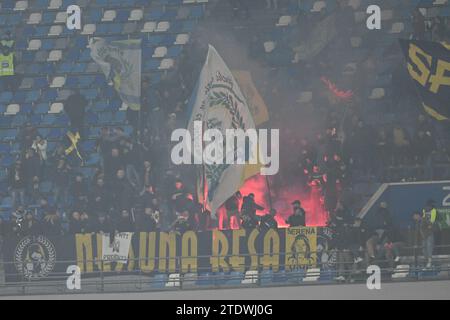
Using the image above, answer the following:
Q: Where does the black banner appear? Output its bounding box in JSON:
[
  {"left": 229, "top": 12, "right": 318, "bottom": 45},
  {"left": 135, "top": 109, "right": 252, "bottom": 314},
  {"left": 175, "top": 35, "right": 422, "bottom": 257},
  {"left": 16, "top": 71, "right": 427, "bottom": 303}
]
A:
[
  {"left": 400, "top": 40, "right": 450, "bottom": 121},
  {"left": 2, "top": 228, "right": 332, "bottom": 282}
]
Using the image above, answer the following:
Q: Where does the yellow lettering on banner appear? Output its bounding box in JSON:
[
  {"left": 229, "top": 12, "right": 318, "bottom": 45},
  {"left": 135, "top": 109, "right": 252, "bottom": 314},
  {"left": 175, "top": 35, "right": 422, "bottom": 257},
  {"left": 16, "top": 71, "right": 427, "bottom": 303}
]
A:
[
  {"left": 96, "top": 234, "right": 111, "bottom": 272},
  {"left": 127, "top": 244, "right": 135, "bottom": 272},
  {"left": 75, "top": 234, "right": 94, "bottom": 273},
  {"left": 159, "top": 232, "right": 177, "bottom": 273},
  {"left": 210, "top": 230, "right": 230, "bottom": 273},
  {"left": 139, "top": 232, "right": 157, "bottom": 273},
  {"left": 262, "top": 229, "right": 280, "bottom": 272},
  {"left": 181, "top": 231, "right": 198, "bottom": 273},
  {"left": 429, "top": 59, "right": 450, "bottom": 93},
  {"left": 230, "top": 229, "right": 246, "bottom": 272},
  {"left": 247, "top": 229, "right": 259, "bottom": 270},
  {"left": 408, "top": 44, "right": 432, "bottom": 87}
]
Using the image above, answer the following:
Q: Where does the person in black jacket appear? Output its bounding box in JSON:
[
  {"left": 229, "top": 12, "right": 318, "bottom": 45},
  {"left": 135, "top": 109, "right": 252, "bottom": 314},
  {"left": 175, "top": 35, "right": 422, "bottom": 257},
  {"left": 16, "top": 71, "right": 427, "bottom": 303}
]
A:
[
  {"left": 89, "top": 177, "right": 109, "bottom": 214},
  {"left": 110, "top": 169, "right": 134, "bottom": 212},
  {"left": 69, "top": 211, "right": 85, "bottom": 234},
  {"left": 347, "top": 217, "right": 368, "bottom": 264},
  {"left": 65, "top": 90, "right": 87, "bottom": 136},
  {"left": 90, "top": 214, "right": 114, "bottom": 234},
  {"left": 115, "top": 209, "right": 135, "bottom": 233},
  {"left": 286, "top": 200, "right": 306, "bottom": 227},
  {"left": 224, "top": 191, "right": 241, "bottom": 229},
  {"left": 241, "top": 194, "right": 263, "bottom": 230},
  {"left": 22, "top": 211, "right": 42, "bottom": 236}
]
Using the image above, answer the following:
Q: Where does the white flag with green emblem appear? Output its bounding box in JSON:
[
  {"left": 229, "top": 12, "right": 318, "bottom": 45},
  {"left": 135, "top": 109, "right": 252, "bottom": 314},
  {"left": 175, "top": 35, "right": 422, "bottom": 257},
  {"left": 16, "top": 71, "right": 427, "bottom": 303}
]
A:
[
  {"left": 89, "top": 38, "right": 141, "bottom": 111},
  {"left": 187, "top": 45, "right": 258, "bottom": 217}
]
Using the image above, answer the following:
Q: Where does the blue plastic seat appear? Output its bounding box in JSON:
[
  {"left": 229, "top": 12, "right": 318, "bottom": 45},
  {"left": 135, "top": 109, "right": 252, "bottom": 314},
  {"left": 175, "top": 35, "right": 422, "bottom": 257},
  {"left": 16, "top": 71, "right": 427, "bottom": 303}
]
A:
[
  {"left": 26, "top": 91, "right": 41, "bottom": 103},
  {"left": 37, "top": 128, "right": 50, "bottom": 138},
  {"left": 35, "top": 103, "right": 50, "bottom": 114},
  {"left": 85, "top": 153, "right": 100, "bottom": 166},
  {"left": 0, "top": 92, "right": 13, "bottom": 104},
  {"left": 0, "top": 144, "right": 11, "bottom": 155},
  {"left": 54, "top": 114, "right": 69, "bottom": 126},
  {"left": 1, "top": 154, "right": 15, "bottom": 167},
  {"left": 41, "top": 114, "right": 57, "bottom": 126}
]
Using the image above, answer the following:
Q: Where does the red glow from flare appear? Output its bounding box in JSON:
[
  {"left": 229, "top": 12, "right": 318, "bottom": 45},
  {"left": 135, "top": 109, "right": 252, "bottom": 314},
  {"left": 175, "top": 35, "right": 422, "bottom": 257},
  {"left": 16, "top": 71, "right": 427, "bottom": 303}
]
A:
[
  {"left": 218, "top": 175, "right": 329, "bottom": 230},
  {"left": 321, "top": 77, "right": 354, "bottom": 100}
]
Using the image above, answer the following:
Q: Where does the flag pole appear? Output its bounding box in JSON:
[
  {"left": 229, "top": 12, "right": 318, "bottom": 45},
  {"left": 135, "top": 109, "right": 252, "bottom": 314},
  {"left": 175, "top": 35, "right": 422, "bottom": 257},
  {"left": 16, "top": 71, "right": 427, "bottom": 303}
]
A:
[{"left": 265, "top": 175, "right": 274, "bottom": 211}]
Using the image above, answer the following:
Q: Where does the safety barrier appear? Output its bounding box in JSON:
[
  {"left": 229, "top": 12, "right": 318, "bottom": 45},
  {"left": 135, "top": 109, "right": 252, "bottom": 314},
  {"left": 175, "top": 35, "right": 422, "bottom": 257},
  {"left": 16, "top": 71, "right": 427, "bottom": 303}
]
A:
[{"left": 1, "top": 245, "right": 450, "bottom": 296}]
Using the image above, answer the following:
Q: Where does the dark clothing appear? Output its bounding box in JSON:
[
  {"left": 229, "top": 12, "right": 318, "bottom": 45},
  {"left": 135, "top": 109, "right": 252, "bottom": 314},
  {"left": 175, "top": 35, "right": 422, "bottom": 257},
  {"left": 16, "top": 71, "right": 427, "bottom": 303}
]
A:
[
  {"left": 23, "top": 219, "right": 42, "bottom": 236},
  {"left": 41, "top": 216, "right": 62, "bottom": 236},
  {"left": 139, "top": 214, "right": 159, "bottom": 232},
  {"left": 110, "top": 177, "right": 134, "bottom": 212},
  {"left": 89, "top": 184, "right": 109, "bottom": 213},
  {"left": 8, "top": 166, "right": 26, "bottom": 189},
  {"left": 90, "top": 218, "right": 114, "bottom": 234},
  {"left": 104, "top": 155, "right": 125, "bottom": 182},
  {"left": 287, "top": 208, "right": 306, "bottom": 227},
  {"left": 65, "top": 93, "right": 87, "bottom": 132},
  {"left": 241, "top": 196, "right": 264, "bottom": 217},
  {"left": 69, "top": 219, "right": 89, "bottom": 234},
  {"left": 260, "top": 214, "right": 278, "bottom": 230},
  {"left": 347, "top": 225, "right": 369, "bottom": 248},
  {"left": 116, "top": 216, "right": 135, "bottom": 232},
  {"left": 172, "top": 217, "right": 194, "bottom": 233}
]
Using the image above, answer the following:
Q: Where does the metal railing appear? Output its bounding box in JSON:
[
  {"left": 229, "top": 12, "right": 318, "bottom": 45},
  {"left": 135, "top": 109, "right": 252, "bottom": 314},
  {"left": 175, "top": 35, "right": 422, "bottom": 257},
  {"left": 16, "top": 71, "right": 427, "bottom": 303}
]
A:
[{"left": 1, "top": 244, "right": 450, "bottom": 296}]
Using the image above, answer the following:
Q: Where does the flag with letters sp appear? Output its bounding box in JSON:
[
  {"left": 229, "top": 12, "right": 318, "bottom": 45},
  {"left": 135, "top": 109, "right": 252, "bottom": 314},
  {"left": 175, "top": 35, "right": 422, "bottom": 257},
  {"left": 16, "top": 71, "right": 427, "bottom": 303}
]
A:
[
  {"left": 400, "top": 40, "right": 450, "bottom": 121},
  {"left": 89, "top": 38, "right": 142, "bottom": 111}
]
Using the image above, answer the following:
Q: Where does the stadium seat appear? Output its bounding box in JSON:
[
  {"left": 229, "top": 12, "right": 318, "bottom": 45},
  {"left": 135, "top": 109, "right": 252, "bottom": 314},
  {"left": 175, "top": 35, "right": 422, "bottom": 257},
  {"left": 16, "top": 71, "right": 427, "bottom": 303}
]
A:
[
  {"left": 311, "top": 1, "right": 326, "bottom": 12},
  {"left": 129, "top": 9, "right": 143, "bottom": 21},
  {"left": 28, "top": 39, "right": 42, "bottom": 51},
  {"left": 35, "top": 103, "right": 50, "bottom": 114},
  {"left": 19, "top": 78, "right": 34, "bottom": 90},
  {"left": 54, "top": 12, "right": 68, "bottom": 24},
  {"left": 153, "top": 46, "right": 168, "bottom": 58},
  {"left": 264, "top": 41, "right": 276, "bottom": 53},
  {"left": 276, "top": 16, "right": 292, "bottom": 27},
  {"left": 81, "top": 24, "right": 96, "bottom": 35},
  {"left": 49, "top": 103, "right": 64, "bottom": 114},
  {"left": 27, "top": 12, "right": 42, "bottom": 25},
  {"left": 50, "top": 76, "right": 66, "bottom": 88},
  {"left": 48, "top": 50, "right": 63, "bottom": 62},
  {"left": 174, "top": 33, "right": 189, "bottom": 45},
  {"left": 123, "top": 22, "right": 137, "bottom": 34},
  {"left": 49, "top": 0, "right": 62, "bottom": 9},
  {"left": 159, "top": 58, "right": 174, "bottom": 70},
  {"left": 369, "top": 88, "right": 385, "bottom": 99},
  {"left": 141, "top": 22, "right": 157, "bottom": 33},
  {"left": 14, "top": 0, "right": 28, "bottom": 11},
  {"left": 102, "top": 10, "right": 117, "bottom": 22},
  {"left": 5, "top": 104, "right": 20, "bottom": 116},
  {"left": 156, "top": 21, "right": 170, "bottom": 32},
  {"left": 49, "top": 25, "right": 63, "bottom": 36},
  {"left": 389, "top": 22, "right": 405, "bottom": 34}
]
